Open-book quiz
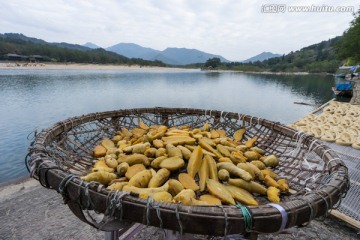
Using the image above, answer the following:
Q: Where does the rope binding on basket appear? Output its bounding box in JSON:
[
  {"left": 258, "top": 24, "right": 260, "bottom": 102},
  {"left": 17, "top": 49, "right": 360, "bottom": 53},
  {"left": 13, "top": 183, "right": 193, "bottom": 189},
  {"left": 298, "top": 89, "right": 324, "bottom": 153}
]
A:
[
  {"left": 319, "top": 149, "right": 350, "bottom": 199},
  {"left": 77, "top": 180, "right": 98, "bottom": 210},
  {"left": 115, "top": 192, "right": 129, "bottom": 220},
  {"left": 237, "top": 113, "right": 243, "bottom": 128},
  {"left": 293, "top": 196, "right": 315, "bottom": 227},
  {"left": 218, "top": 205, "right": 229, "bottom": 238},
  {"left": 316, "top": 193, "right": 330, "bottom": 219},
  {"left": 153, "top": 204, "right": 163, "bottom": 229},
  {"left": 144, "top": 197, "right": 152, "bottom": 226},
  {"left": 175, "top": 203, "right": 183, "bottom": 237},
  {"left": 57, "top": 174, "right": 77, "bottom": 204},
  {"left": 241, "top": 114, "right": 248, "bottom": 128},
  {"left": 25, "top": 128, "right": 38, "bottom": 172},
  {"left": 105, "top": 190, "right": 129, "bottom": 221},
  {"left": 141, "top": 198, "right": 164, "bottom": 230},
  {"left": 235, "top": 203, "right": 253, "bottom": 232},
  {"left": 30, "top": 160, "right": 61, "bottom": 188},
  {"left": 220, "top": 111, "right": 229, "bottom": 122}
]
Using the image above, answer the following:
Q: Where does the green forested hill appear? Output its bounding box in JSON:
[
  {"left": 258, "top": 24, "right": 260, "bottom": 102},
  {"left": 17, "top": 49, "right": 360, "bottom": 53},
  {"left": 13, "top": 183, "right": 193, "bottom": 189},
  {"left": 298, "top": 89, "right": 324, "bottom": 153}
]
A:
[
  {"left": 204, "top": 9, "right": 360, "bottom": 73},
  {"left": 0, "top": 33, "right": 165, "bottom": 66},
  {"left": 336, "top": 9, "right": 360, "bottom": 65},
  {"left": 215, "top": 36, "right": 342, "bottom": 73}
]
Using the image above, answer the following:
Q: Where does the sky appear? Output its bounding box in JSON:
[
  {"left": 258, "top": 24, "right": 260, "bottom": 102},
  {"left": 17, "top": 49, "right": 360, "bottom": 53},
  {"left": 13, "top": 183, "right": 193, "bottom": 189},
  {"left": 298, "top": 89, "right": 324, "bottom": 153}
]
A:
[{"left": 1, "top": 0, "right": 359, "bottom": 61}]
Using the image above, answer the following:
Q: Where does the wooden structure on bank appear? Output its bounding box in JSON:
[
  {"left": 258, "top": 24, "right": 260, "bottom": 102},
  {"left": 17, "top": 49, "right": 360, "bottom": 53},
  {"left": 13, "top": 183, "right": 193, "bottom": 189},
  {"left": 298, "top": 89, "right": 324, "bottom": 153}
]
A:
[
  {"left": 4, "top": 53, "right": 44, "bottom": 62},
  {"left": 27, "top": 108, "right": 349, "bottom": 237}
]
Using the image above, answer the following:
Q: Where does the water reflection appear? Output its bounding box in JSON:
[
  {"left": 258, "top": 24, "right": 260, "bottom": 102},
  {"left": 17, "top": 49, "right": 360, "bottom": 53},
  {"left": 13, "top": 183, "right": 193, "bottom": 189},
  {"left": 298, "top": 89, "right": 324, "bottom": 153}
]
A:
[
  {"left": 237, "top": 73, "right": 335, "bottom": 104},
  {"left": 0, "top": 69, "right": 335, "bottom": 183}
]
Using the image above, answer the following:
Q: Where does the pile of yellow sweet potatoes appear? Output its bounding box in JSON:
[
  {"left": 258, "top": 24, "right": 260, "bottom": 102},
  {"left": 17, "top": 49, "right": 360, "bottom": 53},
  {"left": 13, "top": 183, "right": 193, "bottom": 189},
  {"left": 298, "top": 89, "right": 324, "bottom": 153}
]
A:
[{"left": 81, "top": 121, "right": 289, "bottom": 206}]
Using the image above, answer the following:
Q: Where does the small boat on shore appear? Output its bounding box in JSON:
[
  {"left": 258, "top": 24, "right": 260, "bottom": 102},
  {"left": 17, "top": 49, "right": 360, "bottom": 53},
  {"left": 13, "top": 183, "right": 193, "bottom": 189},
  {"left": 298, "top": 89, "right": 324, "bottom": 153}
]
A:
[{"left": 332, "top": 82, "right": 353, "bottom": 97}]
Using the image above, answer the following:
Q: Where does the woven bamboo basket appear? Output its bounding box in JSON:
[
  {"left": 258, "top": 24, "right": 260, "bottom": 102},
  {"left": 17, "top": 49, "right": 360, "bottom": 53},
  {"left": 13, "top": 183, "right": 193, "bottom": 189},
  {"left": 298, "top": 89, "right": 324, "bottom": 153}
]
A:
[{"left": 27, "top": 108, "right": 349, "bottom": 236}]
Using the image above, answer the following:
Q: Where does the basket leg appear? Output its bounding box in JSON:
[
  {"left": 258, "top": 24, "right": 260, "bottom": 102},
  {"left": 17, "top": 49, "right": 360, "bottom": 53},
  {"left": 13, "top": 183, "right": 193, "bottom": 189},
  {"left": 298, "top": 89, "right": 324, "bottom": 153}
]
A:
[
  {"left": 104, "top": 230, "right": 119, "bottom": 240},
  {"left": 164, "top": 229, "right": 194, "bottom": 240},
  {"left": 116, "top": 223, "right": 146, "bottom": 240},
  {"left": 104, "top": 223, "right": 142, "bottom": 240}
]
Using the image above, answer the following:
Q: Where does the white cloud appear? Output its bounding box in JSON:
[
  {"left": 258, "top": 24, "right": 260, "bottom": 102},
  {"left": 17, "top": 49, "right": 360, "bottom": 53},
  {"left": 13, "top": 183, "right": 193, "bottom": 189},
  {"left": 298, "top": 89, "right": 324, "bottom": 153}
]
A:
[{"left": 0, "top": 0, "right": 358, "bottom": 61}]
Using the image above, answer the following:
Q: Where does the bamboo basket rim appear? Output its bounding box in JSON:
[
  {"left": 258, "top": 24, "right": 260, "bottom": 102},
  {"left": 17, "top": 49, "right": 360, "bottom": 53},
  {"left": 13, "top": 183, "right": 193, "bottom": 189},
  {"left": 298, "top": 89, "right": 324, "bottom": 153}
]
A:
[{"left": 27, "top": 107, "right": 349, "bottom": 236}]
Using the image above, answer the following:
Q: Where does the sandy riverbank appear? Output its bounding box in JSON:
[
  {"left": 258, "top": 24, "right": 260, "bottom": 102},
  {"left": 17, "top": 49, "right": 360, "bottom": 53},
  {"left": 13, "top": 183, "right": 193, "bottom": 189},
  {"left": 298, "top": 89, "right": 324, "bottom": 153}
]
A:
[
  {"left": 0, "top": 62, "right": 195, "bottom": 71},
  {"left": 0, "top": 62, "right": 334, "bottom": 76}
]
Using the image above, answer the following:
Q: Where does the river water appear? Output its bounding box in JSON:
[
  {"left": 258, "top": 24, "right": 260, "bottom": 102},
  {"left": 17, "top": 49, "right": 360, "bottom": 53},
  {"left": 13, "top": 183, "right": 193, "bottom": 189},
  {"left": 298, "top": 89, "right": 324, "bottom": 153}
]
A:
[{"left": 0, "top": 69, "right": 335, "bottom": 183}]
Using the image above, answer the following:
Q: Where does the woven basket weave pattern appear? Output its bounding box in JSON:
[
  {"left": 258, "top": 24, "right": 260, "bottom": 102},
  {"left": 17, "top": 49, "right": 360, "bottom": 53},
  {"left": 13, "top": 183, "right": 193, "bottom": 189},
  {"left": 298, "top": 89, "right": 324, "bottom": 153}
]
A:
[{"left": 28, "top": 108, "right": 349, "bottom": 235}]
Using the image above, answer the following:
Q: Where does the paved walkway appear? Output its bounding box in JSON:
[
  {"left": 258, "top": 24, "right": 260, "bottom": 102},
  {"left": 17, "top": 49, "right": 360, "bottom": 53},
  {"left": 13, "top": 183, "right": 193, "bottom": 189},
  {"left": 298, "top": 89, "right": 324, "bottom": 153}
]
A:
[{"left": 0, "top": 178, "right": 358, "bottom": 240}]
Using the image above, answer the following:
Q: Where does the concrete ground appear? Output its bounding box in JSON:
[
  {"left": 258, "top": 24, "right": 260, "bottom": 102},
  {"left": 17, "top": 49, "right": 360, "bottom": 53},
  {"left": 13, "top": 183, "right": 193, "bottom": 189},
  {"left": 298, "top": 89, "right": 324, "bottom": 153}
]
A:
[
  {"left": 350, "top": 79, "right": 360, "bottom": 105},
  {"left": 0, "top": 178, "right": 359, "bottom": 240}
]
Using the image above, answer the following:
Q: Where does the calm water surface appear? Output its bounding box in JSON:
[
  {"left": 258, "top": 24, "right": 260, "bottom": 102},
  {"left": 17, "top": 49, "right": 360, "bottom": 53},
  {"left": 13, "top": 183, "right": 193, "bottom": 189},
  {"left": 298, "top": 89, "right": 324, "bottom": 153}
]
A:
[{"left": 0, "top": 69, "right": 335, "bottom": 183}]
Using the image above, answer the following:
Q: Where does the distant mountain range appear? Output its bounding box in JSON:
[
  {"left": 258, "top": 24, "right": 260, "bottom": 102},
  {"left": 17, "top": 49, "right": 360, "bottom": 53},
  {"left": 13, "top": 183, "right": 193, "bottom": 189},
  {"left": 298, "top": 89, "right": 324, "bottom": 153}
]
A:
[
  {"left": 1, "top": 33, "right": 280, "bottom": 66},
  {"left": 0, "top": 33, "right": 166, "bottom": 66},
  {"left": 103, "top": 42, "right": 280, "bottom": 65},
  {"left": 105, "top": 42, "right": 229, "bottom": 65},
  {"left": 83, "top": 42, "right": 101, "bottom": 49},
  {"left": 242, "top": 52, "right": 281, "bottom": 63},
  {"left": 1, "top": 33, "right": 91, "bottom": 51},
  {"left": 106, "top": 43, "right": 160, "bottom": 59}
]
